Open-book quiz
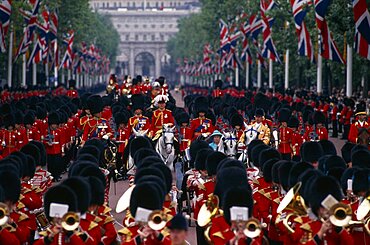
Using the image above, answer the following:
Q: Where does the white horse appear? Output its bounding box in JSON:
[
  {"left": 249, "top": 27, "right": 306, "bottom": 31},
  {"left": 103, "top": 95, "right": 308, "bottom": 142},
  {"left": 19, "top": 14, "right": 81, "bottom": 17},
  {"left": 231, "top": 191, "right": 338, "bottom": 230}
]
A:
[
  {"left": 238, "top": 125, "right": 260, "bottom": 163},
  {"left": 222, "top": 131, "right": 238, "bottom": 158},
  {"left": 155, "top": 124, "right": 176, "bottom": 171}
]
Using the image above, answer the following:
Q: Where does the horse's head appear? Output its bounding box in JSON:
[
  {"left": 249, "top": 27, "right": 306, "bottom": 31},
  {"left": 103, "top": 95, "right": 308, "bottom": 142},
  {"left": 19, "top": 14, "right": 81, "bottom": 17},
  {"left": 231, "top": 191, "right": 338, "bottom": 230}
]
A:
[
  {"left": 244, "top": 126, "right": 259, "bottom": 146},
  {"left": 162, "top": 124, "right": 175, "bottom": 154},
  {"left": 358, "top": 128, "right": 370, "bottom": 146},
  {"left": 133, "top": 128, "right": 148, "bottom": 137},
  {"left": 222, "top": 131, "right": 238, "bottom": 157}
]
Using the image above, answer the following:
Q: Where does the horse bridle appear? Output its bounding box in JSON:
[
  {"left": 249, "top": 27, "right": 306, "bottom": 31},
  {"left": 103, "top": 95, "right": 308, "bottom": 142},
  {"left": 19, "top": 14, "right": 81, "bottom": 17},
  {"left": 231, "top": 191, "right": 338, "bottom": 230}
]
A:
[{"left": 162, "top": 130, "right": 174, "bottom": 147}]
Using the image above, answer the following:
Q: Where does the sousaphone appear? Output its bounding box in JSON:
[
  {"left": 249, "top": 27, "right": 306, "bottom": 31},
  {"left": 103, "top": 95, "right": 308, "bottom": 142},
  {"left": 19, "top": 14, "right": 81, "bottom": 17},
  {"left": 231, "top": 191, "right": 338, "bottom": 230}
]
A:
[{"left": 116, "top": 185, "right": 136, "bottom": 213}]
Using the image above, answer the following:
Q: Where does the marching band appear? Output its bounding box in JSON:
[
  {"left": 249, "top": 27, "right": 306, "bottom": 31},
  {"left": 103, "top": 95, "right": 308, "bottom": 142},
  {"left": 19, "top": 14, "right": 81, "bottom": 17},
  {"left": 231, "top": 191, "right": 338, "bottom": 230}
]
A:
[{"left": 0, "top": 75, "right": 369, "bottom": 245}]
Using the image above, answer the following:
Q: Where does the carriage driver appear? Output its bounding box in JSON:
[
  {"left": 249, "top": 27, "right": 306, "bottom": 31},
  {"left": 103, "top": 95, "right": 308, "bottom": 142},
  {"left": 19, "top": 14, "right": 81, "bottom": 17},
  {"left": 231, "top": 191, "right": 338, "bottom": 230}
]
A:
[
  {"left": 239, "top": 108, "right": 271, "bottom": 146},
  {"left": 151, "top": 95, "right": 175, "bottom": 137}
]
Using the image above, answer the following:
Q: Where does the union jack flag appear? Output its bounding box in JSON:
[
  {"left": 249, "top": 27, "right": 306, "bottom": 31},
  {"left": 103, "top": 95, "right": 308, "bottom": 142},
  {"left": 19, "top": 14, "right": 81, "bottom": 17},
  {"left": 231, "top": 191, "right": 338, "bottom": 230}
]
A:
[
  {"left": 355, "top": 30, "right": 370, "bottom": 60},
  {"left": 260, "top": 0, "right": 277, "bottom": 13},
  {"left": 290, "top": 0, "right": 314, "bottom": 62},
  {"left": 28, "top": 36, "right": 44, "bottom": 67},
  {"left": 60, "top": 30, "right": 74, "bottom": 69},
  {"left": 314, "top": 0, "right": 345, "bottom": 63},
  {"left": 203, "top": 43, "right": 212, "bottom": 65},
  {"left": 241, "top": 37, "right": 253, "bottom": 65},
  {"left": 261, "top": 11, "right": 281, "bottom": 63},
  {"left": 250, "top": 14, "right": 274, "bottom": 41},
  {"left": 353, "top": 0, "right": 370, "bottom": 60},
  {"left": 14, "top": 0, "right": 41, "bottom": 62},
  {"left": 219, "top": 19, "right": 229, "bottom": 51},
  {"left": 298, "top": 22, "right": 315, "bottom": 62},
  {"left": 0, "top": 0, "right": 11, "bottom": 53}
]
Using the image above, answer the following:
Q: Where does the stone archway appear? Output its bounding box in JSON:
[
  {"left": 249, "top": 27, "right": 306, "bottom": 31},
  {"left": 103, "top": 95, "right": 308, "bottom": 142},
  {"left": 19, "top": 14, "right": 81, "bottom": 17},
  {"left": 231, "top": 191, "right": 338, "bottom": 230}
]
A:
[{"left": 134, "top": 52, "right": 155, "bottom": 77}]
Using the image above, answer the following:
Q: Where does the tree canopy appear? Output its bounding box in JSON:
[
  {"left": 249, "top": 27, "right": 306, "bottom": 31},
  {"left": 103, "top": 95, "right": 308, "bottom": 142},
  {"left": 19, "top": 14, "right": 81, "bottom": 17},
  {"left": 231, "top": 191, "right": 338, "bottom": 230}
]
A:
[{"left": 168, "top": 0, "right": 370, "bottom": 91}]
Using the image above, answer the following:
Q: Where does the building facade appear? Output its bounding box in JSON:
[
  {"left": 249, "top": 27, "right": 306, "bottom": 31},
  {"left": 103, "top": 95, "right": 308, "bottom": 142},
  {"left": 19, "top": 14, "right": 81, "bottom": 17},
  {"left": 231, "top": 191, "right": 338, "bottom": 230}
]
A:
[{"left": 90, "top": 0, "right": 200, "bottom": 78}]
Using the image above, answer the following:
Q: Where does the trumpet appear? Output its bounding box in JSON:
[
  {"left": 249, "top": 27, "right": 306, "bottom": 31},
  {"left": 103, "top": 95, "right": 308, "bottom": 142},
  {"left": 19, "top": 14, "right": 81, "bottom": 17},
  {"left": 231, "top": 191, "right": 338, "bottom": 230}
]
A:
[
  {"left": 61, "top": 212, "right": 80, "bottom": 231},
  {"left": 0, "top": 203, "right": 9, "bottom": 226},
  {"left": 244, "top": 218, "right": 262, "bottom": 238},
  {"left": 147, "top": 210, "right": 167, "bottom": 231}
]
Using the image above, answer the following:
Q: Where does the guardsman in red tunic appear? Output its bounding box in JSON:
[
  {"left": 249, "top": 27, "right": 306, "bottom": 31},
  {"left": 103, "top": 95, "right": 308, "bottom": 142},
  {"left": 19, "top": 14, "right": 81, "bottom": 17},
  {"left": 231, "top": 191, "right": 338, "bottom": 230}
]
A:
[
  {"left": 66, "top": 79, "right": 78, "bottom": 98},
  {"left": 295, "top": 176, "right": 354, "bottom": 245},
  {"left": 190, "top": 97, "right": 214, "bottom": 140},
  {"left": 277, "top": 108, "right": 293, "bottom": 160},
  {"left": 289, "top": 115, "right": 303, "bottom": 160},
  {"left": 330, "top": 100, "right": 339, "bottom": 137},
  {"left": 24, "top": 112, "right": 41, "bottom": 142},
  {"left": 230, "top": 114, "right": 245, "bottom": 141},
  {"left": 1, "top": 114, "right": 17, "bottom": 157},
  {"left": 14, "top": 112, "right": 27, "bottom": 150},
  {"left": 82, "top": 95, "right": 112, "bottom": 142},
  {"left": 114, "top": 112, "right": 130, "bottom": 176},
  {"left": 212, "top": 80, "right": 224, "bottom": 98},
  {"left": 342, "top": 98, "right": 355, "bottom": 140},
  {"left": 34, "top": 185, "right": 86, "bottom": 245},
  {"left": 130, "top": 77, "right": 142, "bottom": 95},
  {"left": 129, "top": 95, "right": 151, "bottom": 137},
  {"left": 348, "top": 101, "right": 369, "bottom": 145},
  {"left": 0, "top": 170, "right": 32, "bottom": 244},
  {"left": 176, "top": 112, "right": 192, "bottom": 153},
  {"left": 151, "top": 95, "right": 175, "bottom": 136},
  {"left": 34, "top": 106, "right": 48, "bottom": 137},
  {"left": 43, "top": 112, "right": 64, "bottom": 181},
  {"left": 314, "top": 111, "right": 328, "bottom": 140}
]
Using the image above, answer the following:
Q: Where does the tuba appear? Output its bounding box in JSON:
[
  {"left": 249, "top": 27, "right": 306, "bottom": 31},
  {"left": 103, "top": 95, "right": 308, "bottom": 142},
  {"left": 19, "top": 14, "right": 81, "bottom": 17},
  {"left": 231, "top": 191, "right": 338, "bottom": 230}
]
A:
[
  {"left": 276, "top": 182, "right": 307, "bottom": 233},
  {"left": 61, "top": 212, "right": 80, "bottom": 231},
  {"left": 197, "top": 194, "right": 220, "bottom": 227},
  {"left": 277, "top": 182, "right": 307, "bottom": 215}
]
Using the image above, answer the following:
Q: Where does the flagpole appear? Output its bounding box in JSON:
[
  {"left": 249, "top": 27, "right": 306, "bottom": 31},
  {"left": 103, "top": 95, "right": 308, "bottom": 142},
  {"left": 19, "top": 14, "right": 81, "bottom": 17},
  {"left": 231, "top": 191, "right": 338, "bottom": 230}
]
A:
[
  {"left": 61, "top": 69, "right": 65, "bottom": 84},
  {"left": 245, "top": 62, "right": 249, "bottom": 89},
  {"left": 45, "top": 61, "right": 49, "bottom": 86},
  {"left": 22, "top": 54, "right": 27, "bottom": 87},
  {"left": 67, "top": 68, "right": 71, "bottom": 81},
  {"left": 257, "top": 60, "right": 262, "bottom": 88},
  {"left": 269, "top": 59, "right": 273, "bottom": 89},
  {"left": 317, "top": 54, "right": 323, "bottom": 94},
  {"left": 235, "top": 66, "right": 239, "bottom": 88},
  {"left": 54, "top": 41, "right": 58, "bottom": 86},
  {"left": 33, "top": 62, "right": 37, "bottom": 86},
  {"left": 346, "top": 44, "right": 352, "bottom": 97},
  {"left": 285, "top": 49, "right": 289, "bottom": 90},
  {"left": 7, "top": 29, "right": 13, "bottom": 88}
]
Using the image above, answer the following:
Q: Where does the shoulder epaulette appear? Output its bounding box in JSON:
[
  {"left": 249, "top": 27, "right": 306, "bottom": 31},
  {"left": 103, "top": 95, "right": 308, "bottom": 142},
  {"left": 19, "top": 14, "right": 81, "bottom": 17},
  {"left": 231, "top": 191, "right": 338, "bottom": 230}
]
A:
[
  {"left": 300, "top": 222, "right": 312, "bottom": 232},
  {"left": 293, "top": 216, "right": 303, "bottom": 224},
  {"left": 88, "top": 221, "right": 99, "bottom": 231},
  {"left": 18, "top": 212, "right": 29, "bottom": 222},
  {"left": 264, "top": 192, "right": 272, "bottom": 200},
  {"left": 212, "top": 231, "right": 225, "bottom": 239},
  {"left": 38, "top": 231, "right": 48, "bottom": 237},
  {"left": 94, "top": 216, "right": 103, "bottom": 223},
  {"left": 103, "top": 205, "right": 112, "bottom": 214},
  {"left": 104, "top": 216, "right": 115, "bottom": 225}
]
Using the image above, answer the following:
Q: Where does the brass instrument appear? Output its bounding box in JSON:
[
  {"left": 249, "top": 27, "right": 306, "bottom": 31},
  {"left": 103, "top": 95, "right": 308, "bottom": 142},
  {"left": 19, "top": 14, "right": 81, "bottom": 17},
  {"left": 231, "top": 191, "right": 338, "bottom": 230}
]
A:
[
  {"left": 277, "top": 182, "right": 307, "bottom": 215},
  {"left": 0, "top": 203, "right": 9, "bottom": 226},
  {"left": 328, "top": 202, "right": 352, "bottom": 227},
  {"left": 32, "top": 208, "right": 50, "bottom": 231},
  {"left": 197, "top": 194, "right": 220, "bottom": 227},
  {"left": 357, "top": 195, "right": 370, "bottom": 221},
  {"left": 147, "top": 210, "right": 167, "bottom": 231},
  {"left": 116, "top": 185, "right": 135, "bottom": 214},
  {"left": 243, "top": 218, "right": 262, "bottom": 238},
  {"left": 277, "top": 182, "right": 307, "bottom": 233},
  {"left": 61, "top": 212, "right": 80, "bottom": 231}
]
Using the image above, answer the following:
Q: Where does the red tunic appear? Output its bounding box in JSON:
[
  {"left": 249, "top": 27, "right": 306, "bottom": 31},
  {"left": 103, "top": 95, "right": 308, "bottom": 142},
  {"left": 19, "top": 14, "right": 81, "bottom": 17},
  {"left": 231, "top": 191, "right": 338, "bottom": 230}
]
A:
[
  {"left": 82, "top": 117, "right": 112, "bottom": 141},
  {"left": 278, "top": 127, "right": 293, "bottom": 154},
  {"left": 128, "top": 116, "right": 151, "bottom": 135},
  {"left": 43, "top": 128, "right": 63, "bottom": 155},
  {"left": 151, "top": 109, "right": 175, "bottom": 135},
  {"left": 116, "top": 127, "right": 130, "bottom": 153},
  {"left": 348, "top": 121, "right": 370, "bottom": 144},
  {"left": 179, "top": 126, "right": 192, "bottom": 152},
  {"left": 66, "top": 89, "right": 78, "bottom": 98},
  {"left": 190, "top": 117, "right": 214, "bottom": 140},
  {"left": 291, "top": 130, "right": 303, "bottom": 156},
  {"left": 1, "top": 129, "right": 17, "bottom": 157},
  {"left": 25, "top": 126, "right": 41, "bottom": 142},
  {"left": 316, "top": 127, "right": 328, "bottom": 140},
  {"left": 33, "top": 229, "right": 85, "bottom": 245}
]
